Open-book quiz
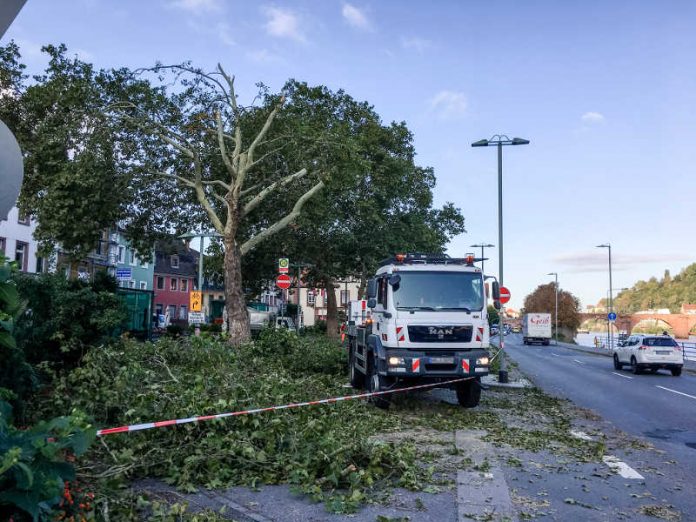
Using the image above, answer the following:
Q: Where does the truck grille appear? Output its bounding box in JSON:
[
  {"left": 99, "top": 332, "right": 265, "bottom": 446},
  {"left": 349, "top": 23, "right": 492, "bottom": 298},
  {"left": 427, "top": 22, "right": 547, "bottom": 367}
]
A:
[{"left": 407, "top": 325, "right": 473, "bottom": 343}]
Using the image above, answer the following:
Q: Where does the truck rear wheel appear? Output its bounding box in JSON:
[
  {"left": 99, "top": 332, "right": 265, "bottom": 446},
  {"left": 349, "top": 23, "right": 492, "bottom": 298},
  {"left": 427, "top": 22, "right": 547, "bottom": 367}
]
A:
[
  {"left": 349, "top": 343, "right": 365, "bottom": 389},
  {"left": 368, "top": 357, "right": 391, "bottom": 410},
  {"left": 456, "top": 379, "right": 481, "bottom": 408}
]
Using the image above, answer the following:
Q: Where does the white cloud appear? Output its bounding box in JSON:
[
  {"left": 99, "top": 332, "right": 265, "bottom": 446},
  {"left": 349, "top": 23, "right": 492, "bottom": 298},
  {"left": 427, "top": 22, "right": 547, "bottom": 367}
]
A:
[
  {"left": 581, "top": 111, "right": 605, "bottom": 123},
  {"left": 342, "top": 3, "right": 371, "bottom": 30},
  {"left": 216, "top": 22, "right": 235, "bottom": 46},
  {"left": 170, "top": 0, "right": 222, "bottom": 13},
  {"left": 429, "top": 90, "right": 467, "bottom": 119},
  {"left": 401, "top": 36, "right": 434, "bottom": 54},
  {"left": 263, "top": 6, "right": 306, "bottom": 42},
  {"left": 247, "top": 49, "right": 277, "bottom": 63}
]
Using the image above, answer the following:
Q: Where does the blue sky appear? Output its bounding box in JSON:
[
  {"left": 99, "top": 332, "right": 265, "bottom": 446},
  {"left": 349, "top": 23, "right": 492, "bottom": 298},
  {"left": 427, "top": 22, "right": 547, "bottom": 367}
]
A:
[{"left": 4, "top": 0, "right": 696, "bottom": 309}]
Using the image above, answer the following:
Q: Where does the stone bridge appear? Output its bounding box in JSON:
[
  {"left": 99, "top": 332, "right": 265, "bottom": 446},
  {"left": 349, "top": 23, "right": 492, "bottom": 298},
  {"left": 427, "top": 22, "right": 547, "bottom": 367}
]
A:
[{"left": 579, "top": 313, "right": 696, "bottom": 339}]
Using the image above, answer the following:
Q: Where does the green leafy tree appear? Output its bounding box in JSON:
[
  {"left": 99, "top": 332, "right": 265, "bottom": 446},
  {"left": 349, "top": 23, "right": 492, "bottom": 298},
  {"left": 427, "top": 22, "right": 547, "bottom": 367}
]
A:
[
  {"left": 487, "top": 305, "right": 500, "bottom": 327},
  {"left": 614, "top": 263, "right": 696, "bottom": 314},
  {"left": 523, "top": 283, "right": 581, "bottom": 331}
]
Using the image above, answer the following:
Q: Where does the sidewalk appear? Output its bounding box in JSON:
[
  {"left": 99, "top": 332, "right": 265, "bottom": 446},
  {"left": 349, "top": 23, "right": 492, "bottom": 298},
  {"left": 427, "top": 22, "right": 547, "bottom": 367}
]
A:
[{"left": 553, "top": 339, "right": 696, "bottom": 373}]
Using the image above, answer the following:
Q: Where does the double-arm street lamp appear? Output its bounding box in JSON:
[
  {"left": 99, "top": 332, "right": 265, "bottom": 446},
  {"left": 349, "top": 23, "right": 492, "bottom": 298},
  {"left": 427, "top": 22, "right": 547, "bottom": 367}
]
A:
[
  {"left": 471, "top": 243, "right": 494, "bottom": 274},
  {"left": 472, "top": 135, "right": 530, "bottom": 383},
  {"left": 596, "top": 243, "right": 613, "bottom": 349},
  {"left": 548, "top": 272, "right": 559, "bottom": 345}
]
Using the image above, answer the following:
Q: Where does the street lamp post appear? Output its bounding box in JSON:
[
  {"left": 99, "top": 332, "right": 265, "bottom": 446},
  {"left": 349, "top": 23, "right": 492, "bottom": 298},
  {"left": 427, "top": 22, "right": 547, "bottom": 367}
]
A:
[
  {"left": 548, "top": 272, "right": 558, "bottom": 345},
  {"left": 472, "top": 135, "right": 530, "bottom": 383},
  {"left": 596, "top": 244, "right": 613, "bottom": 349},
  {"left": 471, "top": 243, "right": 494, "bottom": 274},
  {"left": 179, "top": 231, "right": 222, "bottom": 333}
]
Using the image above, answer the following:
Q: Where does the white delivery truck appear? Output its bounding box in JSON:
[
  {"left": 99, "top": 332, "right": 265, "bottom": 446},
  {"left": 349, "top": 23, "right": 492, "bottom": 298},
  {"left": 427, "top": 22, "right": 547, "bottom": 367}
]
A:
[
  {"left": 346, "top": 253, "right": 498, "bottom": 409},
  {"left": 522, "top": 313, "right": 552, "bottom": 345}
]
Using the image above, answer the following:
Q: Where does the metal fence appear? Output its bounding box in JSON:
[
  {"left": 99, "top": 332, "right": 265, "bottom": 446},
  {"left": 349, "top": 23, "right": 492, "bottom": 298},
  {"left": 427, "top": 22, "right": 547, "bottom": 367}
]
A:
[{"left": 678, "top": 342, "right": 696, "bottom": 362}]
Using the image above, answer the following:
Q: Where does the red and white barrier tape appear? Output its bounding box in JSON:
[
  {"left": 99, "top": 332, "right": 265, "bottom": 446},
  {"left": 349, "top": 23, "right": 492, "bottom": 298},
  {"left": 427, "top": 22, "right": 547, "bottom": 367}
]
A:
[{"left": 97, "top": 376, "right": 473, "bottom": 437}]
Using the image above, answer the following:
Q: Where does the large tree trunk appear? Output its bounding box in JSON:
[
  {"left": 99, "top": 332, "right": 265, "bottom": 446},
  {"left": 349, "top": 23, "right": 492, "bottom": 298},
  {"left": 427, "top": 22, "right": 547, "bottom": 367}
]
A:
[
  {"left": 224, "top": 238, "right": 250, "bottom": 344},
  {"left": 324, "top": 277, "right": 339, "bottom": 339}
]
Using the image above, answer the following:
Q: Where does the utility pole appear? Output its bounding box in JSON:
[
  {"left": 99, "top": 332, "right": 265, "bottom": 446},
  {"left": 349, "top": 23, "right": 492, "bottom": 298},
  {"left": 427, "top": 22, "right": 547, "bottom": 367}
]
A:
[{"left": 471, "top": 243, "right": 494, "bottom": 275}]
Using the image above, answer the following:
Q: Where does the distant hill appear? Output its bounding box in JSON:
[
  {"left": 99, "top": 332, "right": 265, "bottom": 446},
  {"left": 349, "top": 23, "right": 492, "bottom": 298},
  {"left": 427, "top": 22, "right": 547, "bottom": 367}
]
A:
[{"left": 613, "top": 263, "right": 696, "bottom": 314}]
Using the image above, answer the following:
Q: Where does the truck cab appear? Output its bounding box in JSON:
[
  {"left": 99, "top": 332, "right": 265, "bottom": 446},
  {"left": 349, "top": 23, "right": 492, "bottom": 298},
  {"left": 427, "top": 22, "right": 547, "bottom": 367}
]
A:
[{"left": 347, "top": 253, "right": 492, "bottom": 408}]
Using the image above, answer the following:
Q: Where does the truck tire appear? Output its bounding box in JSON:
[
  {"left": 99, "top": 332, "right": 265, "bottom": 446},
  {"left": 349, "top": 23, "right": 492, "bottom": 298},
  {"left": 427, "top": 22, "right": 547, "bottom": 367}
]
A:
[
  {"left": 367, "top": 356, "right": 391, "bottom": 410},
  {"left": 349, "top": 343, "right": 365, "bottom": 389},
  {"left": 456, "top": 379, "right": 481, "bottom": 408}
]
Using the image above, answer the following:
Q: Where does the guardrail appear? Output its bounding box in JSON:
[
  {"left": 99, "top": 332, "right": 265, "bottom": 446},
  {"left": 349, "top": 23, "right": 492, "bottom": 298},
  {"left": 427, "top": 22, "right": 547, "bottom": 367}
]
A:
[{"left": 678, "top": 342, "right": 696, "bottom": 362}]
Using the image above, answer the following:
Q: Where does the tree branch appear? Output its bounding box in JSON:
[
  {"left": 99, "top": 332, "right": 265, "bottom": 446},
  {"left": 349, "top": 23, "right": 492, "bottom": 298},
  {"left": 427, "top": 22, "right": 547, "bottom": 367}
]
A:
[
  {"left": 201, "top": 180, "right": 231, "bottom": 191},
  {"left": 240, "top": 180, "right": 324, "bottom": 255},
  {"left": 217, "top": 64, "right": 243, "bottom": 171},
  {"left": 215, "top": 110, "right": 236, "bottom": 180},
  {"left": 245, "top": 96, "right": 284, "bottom": 167},
  {"left": 242, "top": 168, "right": 308, "bottom": 216}
]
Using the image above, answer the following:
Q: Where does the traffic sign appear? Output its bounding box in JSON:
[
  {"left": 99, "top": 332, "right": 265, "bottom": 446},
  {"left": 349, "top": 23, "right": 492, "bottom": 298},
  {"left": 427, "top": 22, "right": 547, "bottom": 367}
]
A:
[
  {"left": 190, "top": 290, "right": 202, "bottom": 312},
  {"left": 278, "top": 257, "right": 289, "bottom": 274},
  {"left": 188, "top": 311, "right": 205, "bottom": 324},
  {"left": 607, "top": 312, "right": 617, "bottom": 321},
  {"left": 499, "top": 286, "right": 511, "bottom": 304},
  {"left": 276, "top": 274, "right": 291, "bottom": 290},
  {"left": 115, "top": 268, "right": 132, "bottom": 281}
]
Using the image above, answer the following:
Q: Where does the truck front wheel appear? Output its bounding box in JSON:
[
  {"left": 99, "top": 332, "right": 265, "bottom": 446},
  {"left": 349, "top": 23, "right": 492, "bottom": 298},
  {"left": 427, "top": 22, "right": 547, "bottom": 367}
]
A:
[
  {"left": 368, "top": 357, "right": 391, "bottom": 410},
  {"left": 456, "top": 379, "right": 481, "bottom": 408},
  {"left": 349, "top": 343, "right": 365, "bottom": 389}
]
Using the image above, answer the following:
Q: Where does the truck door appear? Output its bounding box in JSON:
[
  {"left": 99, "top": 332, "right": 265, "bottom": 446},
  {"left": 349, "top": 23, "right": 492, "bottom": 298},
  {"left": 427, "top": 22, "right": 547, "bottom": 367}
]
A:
[{"left": 375, "top": 276, "right": 389, "bottom": 342}]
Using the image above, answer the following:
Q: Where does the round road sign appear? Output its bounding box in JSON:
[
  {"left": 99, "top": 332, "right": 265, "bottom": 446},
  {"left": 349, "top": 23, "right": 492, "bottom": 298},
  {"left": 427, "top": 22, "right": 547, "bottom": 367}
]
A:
[
  {"left": 276, "top": 274, "right": 292, "bottom": 290},
  {"left": 608, "top": 312, "right": 617, "bottom": 321},
  {"left": 499, "top": 286, "right": 511, "bottom": 304}
]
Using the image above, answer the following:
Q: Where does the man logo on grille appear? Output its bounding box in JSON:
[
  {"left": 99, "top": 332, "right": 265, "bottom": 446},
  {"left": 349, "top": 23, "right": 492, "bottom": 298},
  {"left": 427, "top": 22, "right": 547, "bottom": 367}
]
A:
[{"left": 428, "top": 327, "right": 453, "bottom": 339}]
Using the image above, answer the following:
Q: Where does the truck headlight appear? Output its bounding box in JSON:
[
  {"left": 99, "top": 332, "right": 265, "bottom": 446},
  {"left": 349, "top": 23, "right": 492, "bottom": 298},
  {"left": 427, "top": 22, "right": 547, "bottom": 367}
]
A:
[
  {"left": 388, "top": 357, "right": 405, "bottom": 366},
  {"left": 476, "top": 357, "right": 489, "bottom": 366}
]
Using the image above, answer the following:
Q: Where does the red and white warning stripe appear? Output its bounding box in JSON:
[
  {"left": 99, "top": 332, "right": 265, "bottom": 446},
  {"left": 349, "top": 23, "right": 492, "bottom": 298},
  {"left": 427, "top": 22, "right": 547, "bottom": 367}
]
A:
[{"left": 97, "top": 377, "right": 473, "bottom": 437}]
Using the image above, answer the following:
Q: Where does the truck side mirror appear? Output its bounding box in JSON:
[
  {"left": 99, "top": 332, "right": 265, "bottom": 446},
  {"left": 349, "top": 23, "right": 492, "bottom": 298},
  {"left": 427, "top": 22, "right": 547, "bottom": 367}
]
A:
[
  {"left": 492, "top": 282, "right": 500, "bottom": 300},
  {"left": 367, "top": 297, "right": 377, "bottom": 309},
  {"left": 493, "top": 300, "right": 502, "bottom": 310},
  {"left": 367, "top": 278, "right": 377, "bottom": 299}
]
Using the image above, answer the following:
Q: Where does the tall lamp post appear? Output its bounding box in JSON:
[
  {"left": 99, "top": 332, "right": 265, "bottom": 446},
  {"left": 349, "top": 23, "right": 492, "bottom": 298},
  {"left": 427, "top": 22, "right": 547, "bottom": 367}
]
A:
[
  {"left": 596, "top": 244, "right": 613, "bottom": 349},
  {"left": 548, "top": 272, "right": 559, "bottom": 345},
  {"left": 471, "top": 243, "right": 494, "bottom": 274},
  {"left": 179, "top": 231, "right": 222, "bottom": 332},
  {"left": 472, "top": 135, "right": 530, "bottom": 383}
]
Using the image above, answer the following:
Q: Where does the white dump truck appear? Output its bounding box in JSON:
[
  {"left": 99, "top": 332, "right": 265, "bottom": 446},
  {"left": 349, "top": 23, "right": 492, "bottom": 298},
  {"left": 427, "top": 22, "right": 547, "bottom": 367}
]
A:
[
  {"left": 522, "top": 313, "right": 552, "bottom": 345},
  {"left": 346, "top": 253, "right": 498, "bottom": 409}
]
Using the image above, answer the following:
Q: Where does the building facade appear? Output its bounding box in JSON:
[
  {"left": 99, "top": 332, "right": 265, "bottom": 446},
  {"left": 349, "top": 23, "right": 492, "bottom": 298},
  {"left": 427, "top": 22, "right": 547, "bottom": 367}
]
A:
[
  {"left": 0, "top": 206, "right": 45, "bottom": 273},
  {"left": 153, "top": 240, "right": 198, "bottom": 324},
  {"left": 290, "top": 279, "right": 362, "bottom": 327},
  {"left": 112, "top": 230, "right": 154, "bottom": 291}
]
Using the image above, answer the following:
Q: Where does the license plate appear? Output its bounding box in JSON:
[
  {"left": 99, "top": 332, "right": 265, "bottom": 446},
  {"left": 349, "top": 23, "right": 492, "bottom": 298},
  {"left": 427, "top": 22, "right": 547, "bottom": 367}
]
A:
[
  {"left": 429, "top": 357, "right": 454, "bottom": 364},
  {"left": 656, "top": 350, "right": 672, "bottom": 355}
]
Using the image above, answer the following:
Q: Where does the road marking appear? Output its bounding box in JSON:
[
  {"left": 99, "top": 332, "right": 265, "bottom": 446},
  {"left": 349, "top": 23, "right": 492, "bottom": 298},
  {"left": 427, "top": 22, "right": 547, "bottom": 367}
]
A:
[
  {"left": 602, "top": 456, "right": 644, "bottom": 480},
  {"left": 612, "top": 372, "right": 633, "bottom": 380},
  {"left": 551, "top": 353, "right": 560, "bottom": 357},
  {"left": 573, "top": 359, "right": 585, "bottom": 365},
  {"left": 570, "top": 430, "right": 594, "bottom": 441},
  {"left": 656, "top": 386, "right": 696, "bottom": 401}
]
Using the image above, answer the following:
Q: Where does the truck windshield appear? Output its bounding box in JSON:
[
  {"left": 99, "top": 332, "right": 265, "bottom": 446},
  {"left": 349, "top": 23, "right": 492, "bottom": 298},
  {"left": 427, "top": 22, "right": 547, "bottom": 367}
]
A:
[{"left": 393, "top": 271, "right": 484, "bottom": 311}]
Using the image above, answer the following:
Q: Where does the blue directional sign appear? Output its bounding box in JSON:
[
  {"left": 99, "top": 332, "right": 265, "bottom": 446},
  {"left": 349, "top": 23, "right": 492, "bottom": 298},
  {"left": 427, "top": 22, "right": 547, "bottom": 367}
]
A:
[
  {"left": 116, "top": 268, "right": 132, "bottom": 281},
  {"left": 607, "top": 312, "right": 617, "bottom": 321}
]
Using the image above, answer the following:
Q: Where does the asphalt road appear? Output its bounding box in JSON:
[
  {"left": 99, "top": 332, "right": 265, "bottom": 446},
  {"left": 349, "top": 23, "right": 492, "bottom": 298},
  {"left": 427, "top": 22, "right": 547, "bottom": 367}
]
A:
[{"left": 504, "top": 333, "right": 696, "bottom": 466}]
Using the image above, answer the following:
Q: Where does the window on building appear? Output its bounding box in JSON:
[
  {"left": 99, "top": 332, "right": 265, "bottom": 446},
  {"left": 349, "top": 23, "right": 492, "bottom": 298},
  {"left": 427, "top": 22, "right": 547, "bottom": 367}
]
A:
[
  {"left": 140, "top": 281, "right": 147, "bottom": 290},
  {"left": 170, "top": 278, "right": 178, "bottom": 291},
  {"left": 156, "top": 276, "right": 164, "bottom": 290},
  {"left": 120, "top": 281, "right": 128, "bottom": 288},
  {"left": 17, "top": 212, "right": 30, "bottom": 226},
  {"left": 340, "top": 290, "right": 350, "bottom": 305},
  {"left": 179, "top": 305, "right": 188, "bottom": 320},
  {"left": 181, "top": 279, "right": 188, "bottom": 292},
  {"left": 167, "top": 305, "right": 176, "bottom": 319},
  {"left": 129, "top": 250, "right": 136, "bottom": 265},
  {"left": 117, "top": 246, "right": 125, "bottom": 263},
  {"left": 307, "top": 290, "right": 316, "bottom": 306},
  {"left": 15, "top": 241, "right": 28, "bottom": 272},
  {"left": 36, "top": 255, "right": 44, "bottom": 273},
  {"left": 128, "top": 280, "right": 136, "bottom": 289},
  {"left": 155, "top": 303, "right": 163, "bottom": 316},
  {"left": 0, "top": 237, "right": 5, "bottom": 254},
  {"left": 170, "top": 255, "right": 179, "bottom": 268}
]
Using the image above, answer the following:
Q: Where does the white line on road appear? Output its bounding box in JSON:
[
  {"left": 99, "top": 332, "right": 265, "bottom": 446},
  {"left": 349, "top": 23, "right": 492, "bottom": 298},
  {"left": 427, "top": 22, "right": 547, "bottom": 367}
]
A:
[
  {"left": 602, "top": 456, "right": 644, "bottom": 480},
  {"left": 656, "top": 385, "right": 696, "bottom": 401},
  {"left": 612, "top": 372, "right": 633, "bottom": 380},
  {"left": 552, "top": 353, "right": 560, "bottom": 357},
  {"left": 573, "top": 359, "right": 585, "bottom": 365}
]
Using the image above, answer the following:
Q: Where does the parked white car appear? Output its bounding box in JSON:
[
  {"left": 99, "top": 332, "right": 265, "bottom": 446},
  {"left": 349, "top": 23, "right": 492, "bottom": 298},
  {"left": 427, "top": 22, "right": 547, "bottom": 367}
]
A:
[{"left": 613, "top": 335, "right": 683, "bottom": 376}]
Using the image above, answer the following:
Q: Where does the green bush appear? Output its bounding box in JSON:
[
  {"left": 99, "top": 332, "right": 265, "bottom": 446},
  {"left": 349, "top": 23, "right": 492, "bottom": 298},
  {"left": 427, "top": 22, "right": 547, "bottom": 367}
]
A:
[
  {"left": 13, "top": 272, "right": 127, "bottom": 371},
  {"left": 0, "top": 399, "right": 96, "bottom": 521},
  {"left": 43, "top": 335, "right": 421, "bottom": 513}
]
